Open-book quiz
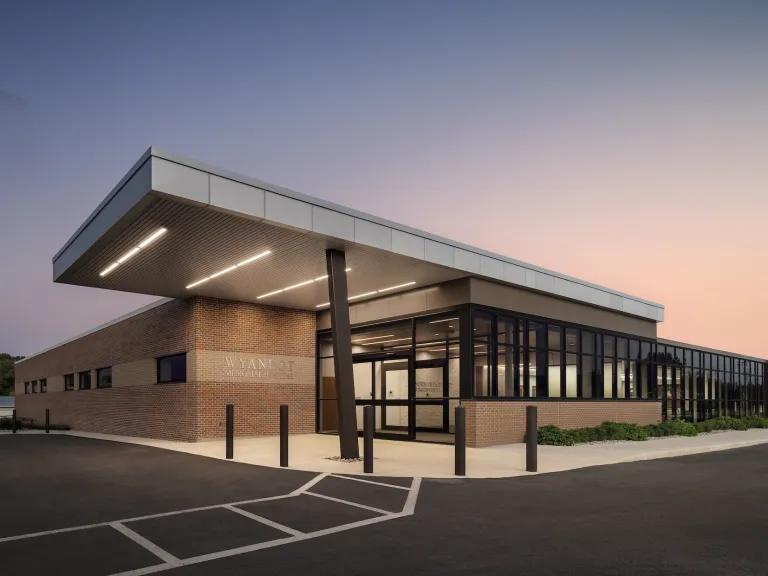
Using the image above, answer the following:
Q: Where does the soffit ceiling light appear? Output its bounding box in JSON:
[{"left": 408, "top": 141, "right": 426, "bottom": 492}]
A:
[
  {"left": 256, "top": 268, "right": 351, "bottom": 300},
  {"left": 429, "top": 317, "right": 458, "bottom": 324},
  {"left": 315, "top": 281, "right": 417, "bottom": 308},
  {"left": 99, "top": 227, "right": 167, "bottom": 277},
  {"left": 185, "top": 250, "right": 271, "bottom": 290}
]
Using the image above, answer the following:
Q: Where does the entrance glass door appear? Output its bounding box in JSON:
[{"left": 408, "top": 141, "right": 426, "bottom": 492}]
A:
[
  {"left": 414, "top": 359, "right": 455, "bottom": 443},
  {"left": 353, "top": 354, "right": 411, "bottom": 440}
]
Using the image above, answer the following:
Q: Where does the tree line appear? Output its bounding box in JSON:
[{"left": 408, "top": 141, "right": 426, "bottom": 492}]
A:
[{"left": 0, "top": 353, "right": 24, "bottom": 395}]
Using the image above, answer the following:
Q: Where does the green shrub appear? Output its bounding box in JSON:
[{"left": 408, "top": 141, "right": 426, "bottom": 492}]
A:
[
  {"left": 0, "top": 417, "right": 69, "bottom": 431},
  {"left": 537, "top": 416, "right": 766, "bottom": 447},
  {"left": 607, "top": 421, "right": 649, "bottom": 441},
  {"left": 741, "top": 416, "right": 768, "bottom": 429},
  {"left": 650, "top": 419, "right": 697, "bottom": 437},
  {"left": 537, "top": 425, "right": 574, "bottom": 446},
  {"left": 0, "top": 416, "right": 19, "bottom": 430}
]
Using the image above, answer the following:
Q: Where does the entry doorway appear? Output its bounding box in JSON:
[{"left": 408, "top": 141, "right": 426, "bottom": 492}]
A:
[
  {"left": 353, "top": 353, "right": 410, "bottom": 440},
  {"left": 414, "top": 358, "right": 455, "bottom": 443},
  {"left": 349, "top": 352, "right": 456, "bottom": 443}
]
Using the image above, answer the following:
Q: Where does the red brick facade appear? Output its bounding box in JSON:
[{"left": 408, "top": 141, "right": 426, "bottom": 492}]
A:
[
  {"left": 14, "top": 296, "right": 662, "bottom": 446},
  {"left": 15, "top": 297, "right": 316, "bottom": 441},
  {"left": 464, "top": 400, "right": 662, "bottom": 447}
]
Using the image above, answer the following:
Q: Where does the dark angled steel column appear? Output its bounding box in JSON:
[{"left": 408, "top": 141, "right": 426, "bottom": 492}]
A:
[{"left": 326, "top": 249, "right": 360, "bottom": 459}]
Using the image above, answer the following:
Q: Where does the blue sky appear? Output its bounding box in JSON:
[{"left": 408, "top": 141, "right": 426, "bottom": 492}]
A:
[{"left": 1, "top": 0, "right": 767, "bottom": 357}]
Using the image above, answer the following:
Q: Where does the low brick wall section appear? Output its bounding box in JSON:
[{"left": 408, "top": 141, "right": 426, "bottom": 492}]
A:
[
  {"left": 465, "top": 400, "right": 662, "bottom": 447},
  {"left": 14, "top": 383, "right": 197, "bottom": 441},
  {"left": 15, "top": 381, "right": 316, "bottom": 442}
]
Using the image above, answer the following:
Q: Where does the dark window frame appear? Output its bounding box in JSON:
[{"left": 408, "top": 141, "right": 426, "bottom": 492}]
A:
[
  {"left": 40, "top": 378, "right": 47, "bottom": 393},
  {"left": 96, "top": 367, "right": 113, "bottom": 389},
  {"left": 78, "top": 370, "right": 91, "bottom": 390},
  {"left": 157, "top": 353, "right": 187, "bottom": 384},
  {"left": 64, "top": 373, "right": 75, "bottom": 391}
]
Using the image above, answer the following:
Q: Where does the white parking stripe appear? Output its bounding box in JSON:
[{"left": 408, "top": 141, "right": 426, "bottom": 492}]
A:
[
  {"left": 0, "top": 521, "right": 109, "bottom": 544},
  {"left": 330, "top": 474, "right": 411, "bottom": 490},
  {"left": 303, "top": 491, "right": 391, "bottom": 515},
  {"left": 110, "top": 523, "right": 181, "bottom": 566},
  {"left": 106, "top": 480, "right": 421, "bottom": 576},
  {"left": 222, "top": 505, "right": 303, "bottom": 537},
  {"left": 402, "top": 478, "right": 422, "bottom": 515},
  {"left": 290, "top": 472, "right": 329, "bottom": 495},
  {"left": 0, "top": 494, "right": 297, "bottom": 544}
]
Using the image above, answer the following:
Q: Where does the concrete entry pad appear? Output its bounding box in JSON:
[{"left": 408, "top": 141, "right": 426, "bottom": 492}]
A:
[{"left": 60, "top": 428, "right": 768, "bottom": 478}]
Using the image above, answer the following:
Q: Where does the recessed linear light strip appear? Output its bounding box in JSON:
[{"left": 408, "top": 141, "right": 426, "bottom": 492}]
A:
[
  {"left": 315, "top": 281, "right": 416, "bottom": 308},
  {"left": 186, "top": 250, "right": 271, "bottom": 289},
  {"left": 256, "top": 268, "right": 351, "bottom": 300},
  {"left": 99, "top": 228, "right": 167, "bottom": 277}
]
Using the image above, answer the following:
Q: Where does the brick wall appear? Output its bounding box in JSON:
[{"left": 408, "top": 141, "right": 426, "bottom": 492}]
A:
[
  {"left": 188, "top": 297, "right": 316, "bottom": 439},
  {"left": 14, "top": 297, "right": 316, "bottom": 441},
  {"left": 465, "top": 400, "right": 661, "bottom": 447}
]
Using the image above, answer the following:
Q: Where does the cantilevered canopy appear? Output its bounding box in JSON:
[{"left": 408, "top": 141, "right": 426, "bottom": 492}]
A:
[{"left": 53, "top": 147, "right": 665, "bottom": 320}]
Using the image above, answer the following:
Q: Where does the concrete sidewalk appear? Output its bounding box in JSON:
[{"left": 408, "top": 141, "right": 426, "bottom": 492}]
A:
[{"left": 56, "top": 428, "right": 768, "bottom": 478}]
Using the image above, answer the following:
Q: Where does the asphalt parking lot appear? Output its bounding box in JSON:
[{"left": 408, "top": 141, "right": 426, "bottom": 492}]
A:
[{"left": 3, "top": 434, "right": 768, "bottom": 575}]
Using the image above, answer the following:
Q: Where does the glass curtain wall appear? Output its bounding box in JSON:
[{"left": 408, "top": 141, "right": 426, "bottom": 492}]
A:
[
  {"left": 467, "top": 307, "right": 765, "bottom": 422},
  {"left": 318, "top": 304, "right": 767, "bottom": 436}
]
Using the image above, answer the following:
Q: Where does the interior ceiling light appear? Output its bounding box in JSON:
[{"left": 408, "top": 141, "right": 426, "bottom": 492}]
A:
[
  {"left": 351, "top": 334, "right": 395, "bottom": 343},
  {"left": 99, "top": 227, "right": 167, "bottom": 277},
  {"left": 315, "top": 280, "right": 417, "bottom": 308},
  {"left": 186, "top": 250, "right": 271, "bottom": 290},
  {"left": 429, "top": 317, "right": 458, "bottom": 324},
  {"left": 361, "top": 337, "right": 412, "bottom": 345},
  {"left": 257, "top": 268, "right": 351, "bottom": 300}
]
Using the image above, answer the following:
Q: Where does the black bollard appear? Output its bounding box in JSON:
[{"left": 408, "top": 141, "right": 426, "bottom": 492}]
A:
[
  {"left": 280, "top": 404, "right": 289, "bottom": 467},
  {"left": 45, "top": 409, "right": 50, "bottom": 434},
  {"left": 363, "top": 405, "right": 374, "bottom": 473},
  {"left": 455, "top": 405, "right": 466, "bottom": 476},
  {"left": 225, "top": 404, "right": 234, "bottom": 460},
  {"left": 526, "top": 405, "right": 538, "bottom": 472},
  {"left": 12, "top": 409, "right": 16, "bottom": 434}
]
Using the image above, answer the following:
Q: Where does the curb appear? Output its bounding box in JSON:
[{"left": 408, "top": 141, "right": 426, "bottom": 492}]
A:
[{"left": 608, "top": 438, "right": 768, "bottom": 466}]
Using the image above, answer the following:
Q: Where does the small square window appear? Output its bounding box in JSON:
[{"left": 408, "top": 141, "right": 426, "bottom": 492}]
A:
[
  {"left": 40, "top": 379, "right": 47, "bottom": 393},
  {"left": 78, "top": 371, "right": 91, "bottom": 390},
  {"left": 24, "top": 382, "right": 30, "bottom": 394},
  {"left": 64, "top": 374, "right": 75, "bottom": 391},
  {"left": 31, "top": 380, "right": 37, "bottom": 393},
  {"left": 157, "top": 354, "right": 187, "bottom": 383},
  {"left": 97, "top": 367, "right": 112, "bottom": 389}
]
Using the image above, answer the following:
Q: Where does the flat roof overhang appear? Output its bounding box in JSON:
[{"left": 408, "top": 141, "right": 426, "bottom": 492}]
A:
[{"left": 52, "top": 147, "right": 665, "bottom": 321}]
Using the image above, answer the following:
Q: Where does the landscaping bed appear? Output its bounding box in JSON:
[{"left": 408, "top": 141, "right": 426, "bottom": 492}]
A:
[{"left": 538, "top": 416, "right": 768, "bottom": 446}]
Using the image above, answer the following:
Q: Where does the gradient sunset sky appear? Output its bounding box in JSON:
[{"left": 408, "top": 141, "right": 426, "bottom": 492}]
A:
[{"left": 1, "top": 0, "right": 766, "bottom": 358}]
